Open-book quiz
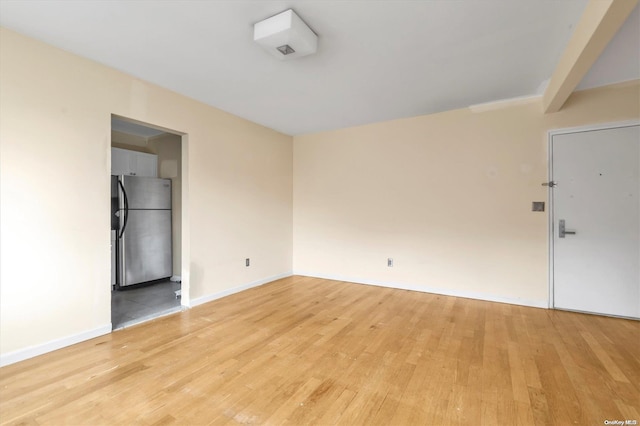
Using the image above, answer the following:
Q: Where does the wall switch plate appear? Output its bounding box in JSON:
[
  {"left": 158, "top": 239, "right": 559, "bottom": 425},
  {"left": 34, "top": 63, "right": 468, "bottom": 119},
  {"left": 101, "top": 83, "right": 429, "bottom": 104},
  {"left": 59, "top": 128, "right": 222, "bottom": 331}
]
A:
[
  {"left": 246, "top": 258, "right": 250, "bottom": 267},
  {"left": 387, "top": 258, "right": 393, "bottom": 267},
  {"left": 532, "top": 201, "right": 545, "bottom": 212}
]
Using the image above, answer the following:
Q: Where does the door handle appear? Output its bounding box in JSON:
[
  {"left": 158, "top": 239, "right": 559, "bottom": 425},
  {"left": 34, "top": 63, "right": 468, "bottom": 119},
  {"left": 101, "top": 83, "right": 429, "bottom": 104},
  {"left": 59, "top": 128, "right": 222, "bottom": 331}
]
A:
[
  {"left": 118, "top": 178, "right": 129, "bottom": 238},
  {"left": 559, "top": 219, "right": 576, "bottom": 238}
]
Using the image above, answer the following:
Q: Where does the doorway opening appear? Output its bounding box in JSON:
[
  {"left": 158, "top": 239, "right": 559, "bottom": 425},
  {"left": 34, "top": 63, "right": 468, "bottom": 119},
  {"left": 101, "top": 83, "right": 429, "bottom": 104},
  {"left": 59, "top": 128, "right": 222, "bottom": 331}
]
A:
[{"left": 110, "top": 115, "right": 189, "bottom": 329}]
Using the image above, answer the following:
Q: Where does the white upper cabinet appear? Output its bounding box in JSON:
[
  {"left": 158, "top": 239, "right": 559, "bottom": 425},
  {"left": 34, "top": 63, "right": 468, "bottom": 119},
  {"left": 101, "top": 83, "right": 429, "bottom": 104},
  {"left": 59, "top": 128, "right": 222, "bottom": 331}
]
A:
[
  {"left": 111, "top": 148, "right": 130, "bottom": 176},
  {"left": 132, "top": 152, "right": 158, "bottom": 177},
  {"left": 111, "top": 147, "right": 158, "bottom": 177}
]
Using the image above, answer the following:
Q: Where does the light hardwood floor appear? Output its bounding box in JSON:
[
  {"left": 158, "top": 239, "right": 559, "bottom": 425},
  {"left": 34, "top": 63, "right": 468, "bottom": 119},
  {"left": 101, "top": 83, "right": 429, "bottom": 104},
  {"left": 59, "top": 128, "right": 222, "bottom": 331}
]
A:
[{"left": 1, "top": 276, "right": 638, "bottom": 425}]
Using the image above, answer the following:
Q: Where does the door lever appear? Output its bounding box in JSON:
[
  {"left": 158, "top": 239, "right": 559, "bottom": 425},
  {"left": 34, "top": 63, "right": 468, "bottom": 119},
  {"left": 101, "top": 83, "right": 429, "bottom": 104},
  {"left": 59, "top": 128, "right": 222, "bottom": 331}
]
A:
[{"left": 559, "top": 219, "right": 576, "bottom": 238}]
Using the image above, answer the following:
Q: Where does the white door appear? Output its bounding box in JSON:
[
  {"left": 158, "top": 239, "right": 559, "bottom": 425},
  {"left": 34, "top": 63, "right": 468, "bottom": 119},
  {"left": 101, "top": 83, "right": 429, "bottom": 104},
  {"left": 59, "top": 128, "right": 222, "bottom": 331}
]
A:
[{"left": 552, "top": 124, "right": 639, "bottom": 318}]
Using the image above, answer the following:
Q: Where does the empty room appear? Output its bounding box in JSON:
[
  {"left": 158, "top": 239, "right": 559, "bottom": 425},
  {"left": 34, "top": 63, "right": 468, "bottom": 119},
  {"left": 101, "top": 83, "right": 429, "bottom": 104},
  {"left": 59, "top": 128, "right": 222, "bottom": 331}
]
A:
[{"left": 0, "top": 0, "right": 639, "bottom": 425}]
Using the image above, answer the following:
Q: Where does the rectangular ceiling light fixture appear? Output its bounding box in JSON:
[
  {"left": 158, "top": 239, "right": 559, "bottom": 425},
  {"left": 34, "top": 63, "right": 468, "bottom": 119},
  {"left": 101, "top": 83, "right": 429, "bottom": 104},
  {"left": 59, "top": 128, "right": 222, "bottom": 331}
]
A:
[{"left": 254, "top": 9, "right": 318, "bottom": 60}]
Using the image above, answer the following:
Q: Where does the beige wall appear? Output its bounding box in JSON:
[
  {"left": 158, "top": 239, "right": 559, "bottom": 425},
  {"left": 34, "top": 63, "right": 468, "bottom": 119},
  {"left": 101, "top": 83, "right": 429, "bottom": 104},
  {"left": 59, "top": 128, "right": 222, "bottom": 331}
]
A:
[
  {"left": 293, "top": 81, "right": 639, "bottom": 306},
  {"left": 0, "top": 28, "right": 293, "bottom": 358},
  {"left": 1, "top": 24, "right": 637, "bottom": 363},
  {"left": 149, "top": 133, "right": 183, "bottom": 275}
]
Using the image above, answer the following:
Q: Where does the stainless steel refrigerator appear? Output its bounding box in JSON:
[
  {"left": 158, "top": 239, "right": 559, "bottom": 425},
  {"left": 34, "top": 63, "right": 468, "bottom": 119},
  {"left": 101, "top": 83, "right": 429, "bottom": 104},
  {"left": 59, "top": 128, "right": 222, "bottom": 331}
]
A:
[{"left": 111, "top": 175, "right": 172, "bottom": 288}]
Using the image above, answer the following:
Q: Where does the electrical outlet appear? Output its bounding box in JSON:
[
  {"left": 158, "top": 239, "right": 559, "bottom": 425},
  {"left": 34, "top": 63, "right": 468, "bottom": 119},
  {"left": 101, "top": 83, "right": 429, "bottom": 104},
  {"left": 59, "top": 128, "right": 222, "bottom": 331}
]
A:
[
  {"left": 387, "top": 258, "right": 393, "bottom": 267},
  {"left": 246, "top": 258, "right": 250, "bottom": 267}
]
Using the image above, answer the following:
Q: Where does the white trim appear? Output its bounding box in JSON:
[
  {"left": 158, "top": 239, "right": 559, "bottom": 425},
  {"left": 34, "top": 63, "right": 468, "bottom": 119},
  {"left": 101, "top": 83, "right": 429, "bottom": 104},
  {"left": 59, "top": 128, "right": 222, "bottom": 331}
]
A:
[
  {"left": 468, "top": 94, "right": 541, "bottom": 113},
  {"left": 0, "top": 324, "right": 112, "bottom": 367},
  {"left": 548, "top": 119, "right": 640, "bottom": 137},
  {"left": 547, "top": 131, "right": 555, "bottom": 309},
  {"left": 170, "top": 275, "right": 181, "bottom": 282},
  {"left": 190, "top": 272, "right": 293, "bottom": 307},
  {"left": 293, "top": 272, "right": 548, "bottom": 309},
  {"left": 547, "top": 120, "right": 640, "bottom": 310}
]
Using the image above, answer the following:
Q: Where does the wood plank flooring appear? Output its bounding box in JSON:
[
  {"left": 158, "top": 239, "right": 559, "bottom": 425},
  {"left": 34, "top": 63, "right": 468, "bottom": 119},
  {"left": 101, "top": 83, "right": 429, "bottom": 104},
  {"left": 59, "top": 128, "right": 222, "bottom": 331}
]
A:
[{"left": 1, "top": 276, "right": 638, "bottom": 425}]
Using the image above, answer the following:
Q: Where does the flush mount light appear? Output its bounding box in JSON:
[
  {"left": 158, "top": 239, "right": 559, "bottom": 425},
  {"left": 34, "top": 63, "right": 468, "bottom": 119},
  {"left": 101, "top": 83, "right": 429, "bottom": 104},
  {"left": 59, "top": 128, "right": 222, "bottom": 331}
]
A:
[{"left": 254, "top": 9, "right": 318, "bottom": 60}]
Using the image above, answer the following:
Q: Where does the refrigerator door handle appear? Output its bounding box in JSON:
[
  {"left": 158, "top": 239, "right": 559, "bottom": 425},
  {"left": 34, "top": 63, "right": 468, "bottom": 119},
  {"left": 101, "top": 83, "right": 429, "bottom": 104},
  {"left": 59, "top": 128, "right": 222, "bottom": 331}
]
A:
[{"left": 118, "top": 178, "right": 129, "bottom": 239}]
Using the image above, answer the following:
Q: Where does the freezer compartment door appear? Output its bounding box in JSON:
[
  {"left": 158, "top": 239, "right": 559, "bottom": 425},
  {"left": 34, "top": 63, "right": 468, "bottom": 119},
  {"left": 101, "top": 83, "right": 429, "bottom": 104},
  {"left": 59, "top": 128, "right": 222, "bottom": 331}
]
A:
[
  {"left": 122, "top": 176, "right": 171, "bottom": 210},
  {"left": 119, "top": 210, "right": 172, "bottom": 286}
]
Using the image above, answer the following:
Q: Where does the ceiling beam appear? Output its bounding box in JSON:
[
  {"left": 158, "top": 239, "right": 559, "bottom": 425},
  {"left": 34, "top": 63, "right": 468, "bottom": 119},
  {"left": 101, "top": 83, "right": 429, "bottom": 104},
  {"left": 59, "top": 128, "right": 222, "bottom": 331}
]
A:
[{"left": 542, "top": 0, "right": 638, "bottom": 113}]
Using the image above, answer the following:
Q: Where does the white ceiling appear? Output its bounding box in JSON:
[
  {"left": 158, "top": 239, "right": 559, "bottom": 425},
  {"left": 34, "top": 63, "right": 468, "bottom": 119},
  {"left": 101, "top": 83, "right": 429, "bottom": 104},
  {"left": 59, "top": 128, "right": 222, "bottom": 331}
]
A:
[
  {"left": 577, "top": 4, "right": 639, "bottom": 91},
  {"left": 1, "top": 1, "right": 637, "bottom": 136}
]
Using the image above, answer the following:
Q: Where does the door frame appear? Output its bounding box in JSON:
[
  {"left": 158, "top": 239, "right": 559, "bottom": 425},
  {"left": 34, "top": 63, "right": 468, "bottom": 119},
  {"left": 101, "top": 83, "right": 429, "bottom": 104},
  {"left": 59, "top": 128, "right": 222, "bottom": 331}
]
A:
[
  {"left": 547, "top": 119, "right": 640, "bottom": 309},
  {"left": 109, "top": 114, "right": 191, "bottom": 320}
]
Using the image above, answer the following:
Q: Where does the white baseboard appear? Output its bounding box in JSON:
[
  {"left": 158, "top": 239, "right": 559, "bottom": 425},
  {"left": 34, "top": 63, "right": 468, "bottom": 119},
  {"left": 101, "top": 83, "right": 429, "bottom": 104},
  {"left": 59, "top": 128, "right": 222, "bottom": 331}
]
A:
[
  {"left": 170, "top": 275, "right": 181, "bottom": 282},
  {"left": 191, "top": 272, "right": 293, "bottom": 307},
  {"left": 292, "top": 271, "right": 548, "bottom": 309},
  {"left": 0, "top": 272, "right": 543, "bottom": 367},
  {"left": 0, "top": 324, "right": 112, "bottom": 367}
]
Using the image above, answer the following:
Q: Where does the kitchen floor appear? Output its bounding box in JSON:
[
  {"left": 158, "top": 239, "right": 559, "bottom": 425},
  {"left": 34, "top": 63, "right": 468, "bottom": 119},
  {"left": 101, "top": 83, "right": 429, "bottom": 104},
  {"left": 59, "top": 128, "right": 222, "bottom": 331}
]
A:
[{"left": 111, "top": 280, "right": 182, "bottom": 330}]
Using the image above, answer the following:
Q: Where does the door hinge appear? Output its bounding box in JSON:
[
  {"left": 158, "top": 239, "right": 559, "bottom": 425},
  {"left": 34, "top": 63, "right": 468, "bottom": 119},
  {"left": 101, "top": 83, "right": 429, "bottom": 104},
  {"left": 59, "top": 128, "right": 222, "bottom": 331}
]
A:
[{"left": 542, "top": 181, "right": 557, "bottom": 188}]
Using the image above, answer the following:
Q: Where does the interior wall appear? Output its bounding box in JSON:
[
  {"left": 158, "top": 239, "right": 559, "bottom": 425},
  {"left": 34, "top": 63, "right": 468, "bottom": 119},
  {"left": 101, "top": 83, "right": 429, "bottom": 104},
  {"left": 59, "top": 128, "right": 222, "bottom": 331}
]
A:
[
  {"left": 0, "top": 27, "right": 293, "bottom": 359},
  {"left": 149, "top": 133, "right": 183, "bottom": 276},
  {"left": 293, "top": 80, "right": 639, "bottom": 306}
]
